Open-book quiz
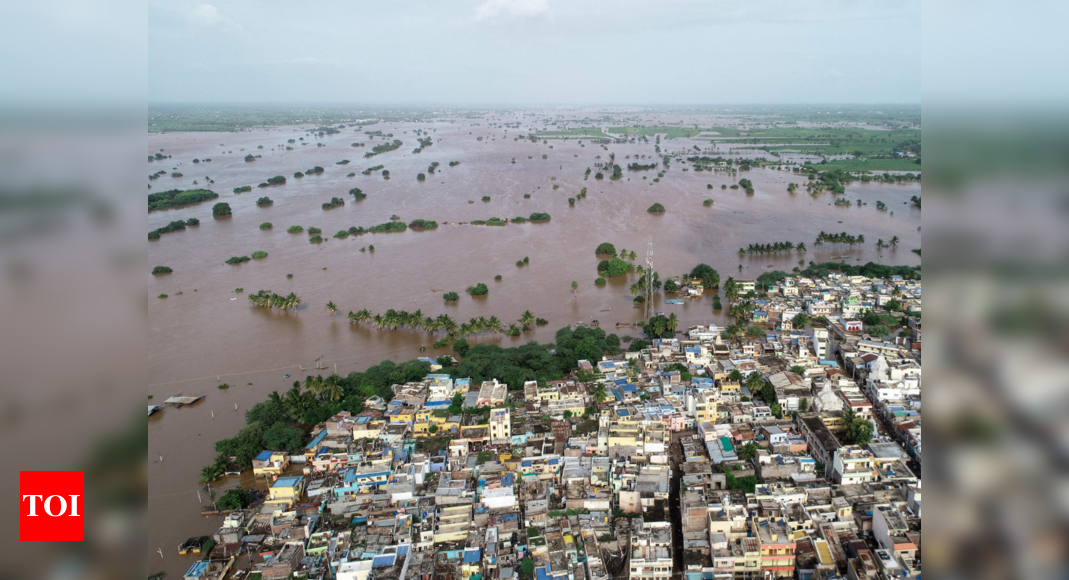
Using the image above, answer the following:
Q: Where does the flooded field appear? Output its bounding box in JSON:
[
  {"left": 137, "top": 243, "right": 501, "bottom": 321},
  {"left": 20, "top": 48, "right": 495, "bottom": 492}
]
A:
[{"left": 147, "top": 113, "right": 919, "bottom": 576}]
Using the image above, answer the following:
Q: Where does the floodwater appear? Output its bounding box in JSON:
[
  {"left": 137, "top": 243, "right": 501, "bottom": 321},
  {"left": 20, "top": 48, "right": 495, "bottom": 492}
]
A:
[{"left": 147, "top": 114, "right": 919, "bottom": 577}]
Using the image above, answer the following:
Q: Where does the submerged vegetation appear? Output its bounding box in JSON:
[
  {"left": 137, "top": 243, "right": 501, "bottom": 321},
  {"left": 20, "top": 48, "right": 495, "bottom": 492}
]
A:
[
  {"left": 148, "top": 188, "right": 218, "bottom": 212},
  {"left": 248, "top": 290, "right": 302, "bottom": 310}
]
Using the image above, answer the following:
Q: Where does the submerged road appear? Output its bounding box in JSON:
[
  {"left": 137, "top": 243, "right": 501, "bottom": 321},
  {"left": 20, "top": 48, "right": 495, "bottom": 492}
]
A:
[{"left": 669, "top": 429, "right": 695, "bottom": 577}]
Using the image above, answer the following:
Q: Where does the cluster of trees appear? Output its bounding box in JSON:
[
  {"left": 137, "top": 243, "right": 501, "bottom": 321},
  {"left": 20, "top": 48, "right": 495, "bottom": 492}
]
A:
[
  {"left": 368, "top": 221, "right": 407, "bottom": 233},
  {"left": 689, "top": 264, "right": 720, "bottom": 289},
  {"left": 148, "top": 218, "right": 198, "bottom": 240},
  {"left": 257, "top": 175, "right": 286, "bottom": 188},
  {"left": 643, "top": 314, "right": 679, "bottom": 339},
  {"left": 148, "top": 188, "right": 218, "bottom": 212},
  {"left": 647, "top": 203, "right": 665, "bottom": 213},
  {"left": 257, "top": 197, "right": 273, "bottom": 206},
  {"left": 247, "top": 290, "right": 302, "bottom": 310},
  {"left": 528, "top": 212, "right": 551, "bottom": 222},
  {"left": 737, "top": 241, "right": 806, "bottom": 255},
  {"left": 322, "top": 197, "right": 345, "bottom": 210},
  {"left": 815, "top": 231, "right": 864, "bottom": 246},
  {"left": 225, "top": 256, "right": 251, "bottom": 265},
  {"left": 875, "top": 236, "right": 901, "bottom": 249},
  {"left": 843, "top": 409, "right": 875, "bottom": 446},
  {"left": 597, "top": 257, "right": 632, "bottom": 278},
  {"left": 627, "top": 162, "right": 657, "bottom": 171},
  {"left": 362, "top": 165, "right": 384, "bottom": 175},
  {"left": 408, "top": 219, "right": 438, "bottom": 230},
  {"left": 738, "top": 178, "right": 754, "bottom": 194},
  {"left": 467, "top": 283, "right": 489, "bottom": 296},
  {"left": 443, "top": 291, "right": 459, "bottom": 301},
  {"left": 212, "top": 202, "right": 232, "bottom": 217},
  {"left": 151, "top": 266, "right": 172, "bottom": 275},
  {"left": 349, "top": 188, "right": 367, "bottom": 200},
  {"left": 233, "top": 185, "right": 253, "bottom": 194},
  {"left": 348, "top": 308, "right": 534, "bottom": 341},
  {"left": 365, "top": 139, "right": 403, "bottom": 158}
]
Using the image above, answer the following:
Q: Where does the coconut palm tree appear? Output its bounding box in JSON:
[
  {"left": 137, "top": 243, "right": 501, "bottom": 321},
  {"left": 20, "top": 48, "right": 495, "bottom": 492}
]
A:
[
  {"left": 326, "top": 301, "right": 338, "bottom": 317},
  {"left": 797, "top": 242, "right": 806, "bottom": 252},
  {"left": 592, "top": 383, "right": 608, "bottom": 405},
  {"left": 667, "top": 313, "right": 679, "bottom": 332},
  {"left": 629, "top": 282, "right": 642, "bottom": 297},
  {"left": 519, "top": 310, "right": 535, "bottom": 327},
  {"left": 889, "top": 236, "right": 900, "bottom": 248},
  {"left": 320, "top": 375, "right": 344, "bottom": 401}
]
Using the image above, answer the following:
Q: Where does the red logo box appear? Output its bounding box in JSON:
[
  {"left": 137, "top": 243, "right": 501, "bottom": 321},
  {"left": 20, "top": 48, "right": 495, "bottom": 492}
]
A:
[{"left": 20, "top": 471, "right": 84, "bottom": 541}]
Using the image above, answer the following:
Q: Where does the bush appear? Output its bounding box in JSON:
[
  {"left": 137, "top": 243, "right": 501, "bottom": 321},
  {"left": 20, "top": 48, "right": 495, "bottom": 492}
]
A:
[
  {"left": 260, "top": 222, "right": 272, "bottom": 230},
  {"left": 252, "top": 251, "right": 268, "bottom": 259},
  {"left": 309, "top": 235, "right": 323, "bottom": 244},
  {"left": 417, "top": 173, "right": 426, "bottom": 180},
  {"left": 408, "top": 219, "right": 438, "bottom": 229},
  {"left": 293, "top": 171, "right": 304, "bottom": 178},
  {"left": 158, "top": 294, "right": 167, "bottom": 299},
  {"left": 266, "top": 175, "right": 286, "bottom": 185},
  {"left": 528, "top": 212, "right": 551, "bottom": 222},
  {"left": 482, "top": 196, "right": 491, "bottom": 202},
  {"left": 212, "top": 202, "right": 232, "bottom": 217},
  {"left": 334, "top": 230, "right": 349, "bottom": 239},
  {"left": 349, "top": 188, "right": 367, "bottom": 200},
  {"left": 225, "top": 256, "right": 250, "bottom": 265},
  {"left": 443, "top": 291, "right": 459, "bottom": 301},
  {"left": 703, "top": 198, "right": 714, "bottom": 206},
  {"left": 595, "top": 242, "right": 616, "bottom": 256},
  {"left": 256, "top": 197, "right": 273, "bottom": 206},
  {"left": 322, "top": 197, "right": 345, "bottom": 210},
  {"left": 647, "top": 203, "right": 665, "bottom": 213},
  {"left": 307, "top": 227, "right": 322, "bottom": 235},
  {"left": 186, "top": 217, "right": 200, "bottom": 226},
  {"left": 495, "top": 274, "right": 502, "bottom": 281},
  {"left": 233, "top": 185, "right": 252, "bottom": 194},
  {"left": 216, "top": 488, "right": 253, "bottom": 510},
  {"left": 595, "top": 277, "right": 606, "bottom": 285},
  {"left": 467, "top": 283, "right": 489, "bottom": 296},
  {"left": 568, "top": 197, "right": 575, "bottom": 205},
  {"left": 287, "top": 225, "right": 303, "bottom": 233}
]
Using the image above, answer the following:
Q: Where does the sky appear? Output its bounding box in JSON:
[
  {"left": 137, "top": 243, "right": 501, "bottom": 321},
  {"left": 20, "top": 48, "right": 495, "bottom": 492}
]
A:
[{"left": 147, "top": 0, "right": 922, "bottom": 105}]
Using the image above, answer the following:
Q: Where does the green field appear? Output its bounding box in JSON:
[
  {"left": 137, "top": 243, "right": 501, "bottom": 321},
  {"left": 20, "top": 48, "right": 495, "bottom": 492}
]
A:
[
  {"left": 533, "top": 127, "right": 612, "bottom": 139},
  {"left": 803, "top": 157, "right": 922, "bottom": 172},
  {"left": 607, "top": 126, "right": 716, "bottom": 139}
]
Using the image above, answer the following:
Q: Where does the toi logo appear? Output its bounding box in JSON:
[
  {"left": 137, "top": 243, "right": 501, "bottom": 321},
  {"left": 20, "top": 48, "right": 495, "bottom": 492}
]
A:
[{"left": 20, "top": 471, "right": 84, "bottom": 541}]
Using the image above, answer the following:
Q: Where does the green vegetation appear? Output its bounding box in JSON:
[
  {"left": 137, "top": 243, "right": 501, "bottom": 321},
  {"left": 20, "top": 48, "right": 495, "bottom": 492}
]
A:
[
  {"left": 595, "top": 277, "right": 606, "bottom": 286},
  {"left": 528, "top": 212, "right": 551, "bottom": 222},
  {"left": 349, "top": 188, "right": 366, "bottom": 200},
  {"left": 260, "top": 222, "right": 272, "bottom": 230},
  {"left": 309, "top": 235, "right": 323, "bottom": 244},
  {"left": 409, "top": 219, "right": 438, "bottom": 230},
  {"left": 151, "top": 266, "right": 172, "bottom": 275},
  {"left": 643, "top": 314, "right": 678, "bottom": 339},
  {"left": 335, "top": 230, "right": 349, "bottom": 239},
  {"left": 225, "top": 256, "right": 250, "bottom": 265},
  {"left": 158, "top": 294, "right": 168, "bottom": 299},
  {"left": 256, "top": 197, "right": 273, "bottom": 206},
  {"left": 307, "top": 227, "right": 322, "bottom": 235},
  {"left": 365, "top": 139, "right": 402, "bottom": 158},
  {"left": 248, "top": 290, "right": 302, "bottom": 310},
  {"left": 688, "top": 264, "right": 720, "bottom": 288},
  {"left": 703, "top": 198, "right": 714, "bottom": 206},
  {"left": 443, "top": 292, "right": 459, "bottom": 302},
  {"left": 362, "top": 165, "right": 384, "bottom": 175},
  {"left": 467, "top": 283, "right": 489, "bottom": 296},
  {"left": 216, "top": 488, "right": 253, "bottom": 510},
  {"left": 739, "top": 241, "right": 804, "bottom": 255},
  {"left": 595, "top": 242, "right": 617, "bottom": 256},
  {"left": 482, "top": 196, "right": 491, "bottom": 202},
  {"left": 597, "top": 257, "right": 630, "bottom": 278},
  {"left": 233, "top": 185, "right": 252, "bottom": 194},
  {"left": 148, "top": 220, "right": 189, "bottom": 240},
  {"left": 252, "top": 251, "right": 268, "bottom": 259},
  {"left": 368, "top": 222, "right": 407, "bottom": 233},
  {"left": 287, "top": 225, "right": 304, "bottom": 234},
  {"left": 212, "top": 202, "right": 232, "bottom": 217},
  {"left": 647, "top": 203, "right": 665, "bottom": 213},
  {"left": 322, "top": 197, "right": 345, "bottom": 210},
  {"left": 148, "top": 188, "right": 218, "bottom": 212}
]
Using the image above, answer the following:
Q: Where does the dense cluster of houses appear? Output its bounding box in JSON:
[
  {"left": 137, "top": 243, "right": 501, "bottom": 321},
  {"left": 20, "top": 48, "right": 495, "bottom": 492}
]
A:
[{"left": 185, "top": 271, "right": 920, "bottom": 580}]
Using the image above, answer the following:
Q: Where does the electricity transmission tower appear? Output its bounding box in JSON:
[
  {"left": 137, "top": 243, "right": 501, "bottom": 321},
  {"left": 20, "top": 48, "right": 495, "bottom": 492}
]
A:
[{"left": 645, "top": 238, "right": 654, "bottom": 319}]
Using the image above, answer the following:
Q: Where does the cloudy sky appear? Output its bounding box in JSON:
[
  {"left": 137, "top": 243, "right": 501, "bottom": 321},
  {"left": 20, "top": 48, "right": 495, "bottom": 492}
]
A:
[{"left": 148, "top": 0, "right": 921, "bottom": 105}]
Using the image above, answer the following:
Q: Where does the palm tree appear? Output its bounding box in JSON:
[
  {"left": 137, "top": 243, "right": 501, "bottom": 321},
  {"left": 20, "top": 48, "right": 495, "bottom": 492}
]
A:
[
  {"left": 592, "top": 383, "right": 608, "bottom": 405},
  {"left": 199, "top": 464, "right": 223, "bottom": 484},
  {"left": 321, "top": 375, "right": 344, "bottom": 401},
  {"left": 857, "top": 234, "right": 865, "bottom": 245},
  {"left": 797, "top": 242, "right": 806, "bottom": 252},
  {"left": 876, "top": 239, "right": 886, "bottom": 248},
  {"left": 268, "top": 390, "right": 283, "bottom": 407},
  {"left": 519, "top": 310, "right": 535, "bottom": 327},
  {"left": 889, "top": 236, "right": 900, "bottom": 248},
  {"left": 326, "top": 301, "right": 338, "bottom": 317},
  {"left": 667, "top": 313, "right": 679, "bottom": 332},
  {"left": 571, "top": 280, "right": 578, "bottom": 295},
  {"left": 629, "top": 282, "right": 642, "bottom": 297}
]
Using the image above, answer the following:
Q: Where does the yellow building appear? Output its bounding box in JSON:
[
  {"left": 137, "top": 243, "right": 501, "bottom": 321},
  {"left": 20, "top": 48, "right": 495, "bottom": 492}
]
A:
[{"left": 266, "top": 475, "right": 305, "bottom": 507}]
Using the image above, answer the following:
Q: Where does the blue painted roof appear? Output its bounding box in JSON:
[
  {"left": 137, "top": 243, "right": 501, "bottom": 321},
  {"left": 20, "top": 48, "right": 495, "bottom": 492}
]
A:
[
  {"left": 622, "top": 384, "right": 638, "bottom": 392},
  {"left": 184, "top": 561, "right": 210, "bottom": 578},
  {"left": 305, "top": 429, "right": 327, "bottom": 449},
  {"left": 616, "top": 408, "right": 630, "bottom": 417},
  {"left": 612, "top": 389, "right": 623, "bottom": 402},
  {"left": 255, "top": 450, "right": 273, "bottom": 461},
  {"left": 501, "top": 473, "right": 514, "bottom": 487},
  {"left": 272, "top": 475, "right": 303, "bottom": 488},
  {"left": 613, "top": 378, "right": 629, "bottom": 387},
  {"left": 418, "top": 357, "right": 437, "bottom": 364},
  {"left": 464, "top": 547, "right": 481, "bottom": 563}
]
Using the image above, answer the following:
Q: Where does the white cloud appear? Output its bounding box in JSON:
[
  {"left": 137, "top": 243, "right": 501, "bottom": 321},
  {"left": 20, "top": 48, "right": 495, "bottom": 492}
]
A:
[
  {"left": 474, "top": 0, "right": 550, "bottom": 23},
  {"left": 187, "top": 3, "right": 241, "bottom": 32}
]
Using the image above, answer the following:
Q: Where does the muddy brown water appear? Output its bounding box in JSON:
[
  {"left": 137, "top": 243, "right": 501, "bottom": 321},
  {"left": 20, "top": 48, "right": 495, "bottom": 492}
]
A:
[{"left": 147, "top": 116, "right": 919, "bottom": 576}]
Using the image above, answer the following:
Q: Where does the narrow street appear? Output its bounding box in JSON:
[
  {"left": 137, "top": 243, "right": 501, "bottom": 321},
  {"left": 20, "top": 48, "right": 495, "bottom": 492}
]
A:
[{"left": 668, "top": 429, "right": 695, "bottom": 577}]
